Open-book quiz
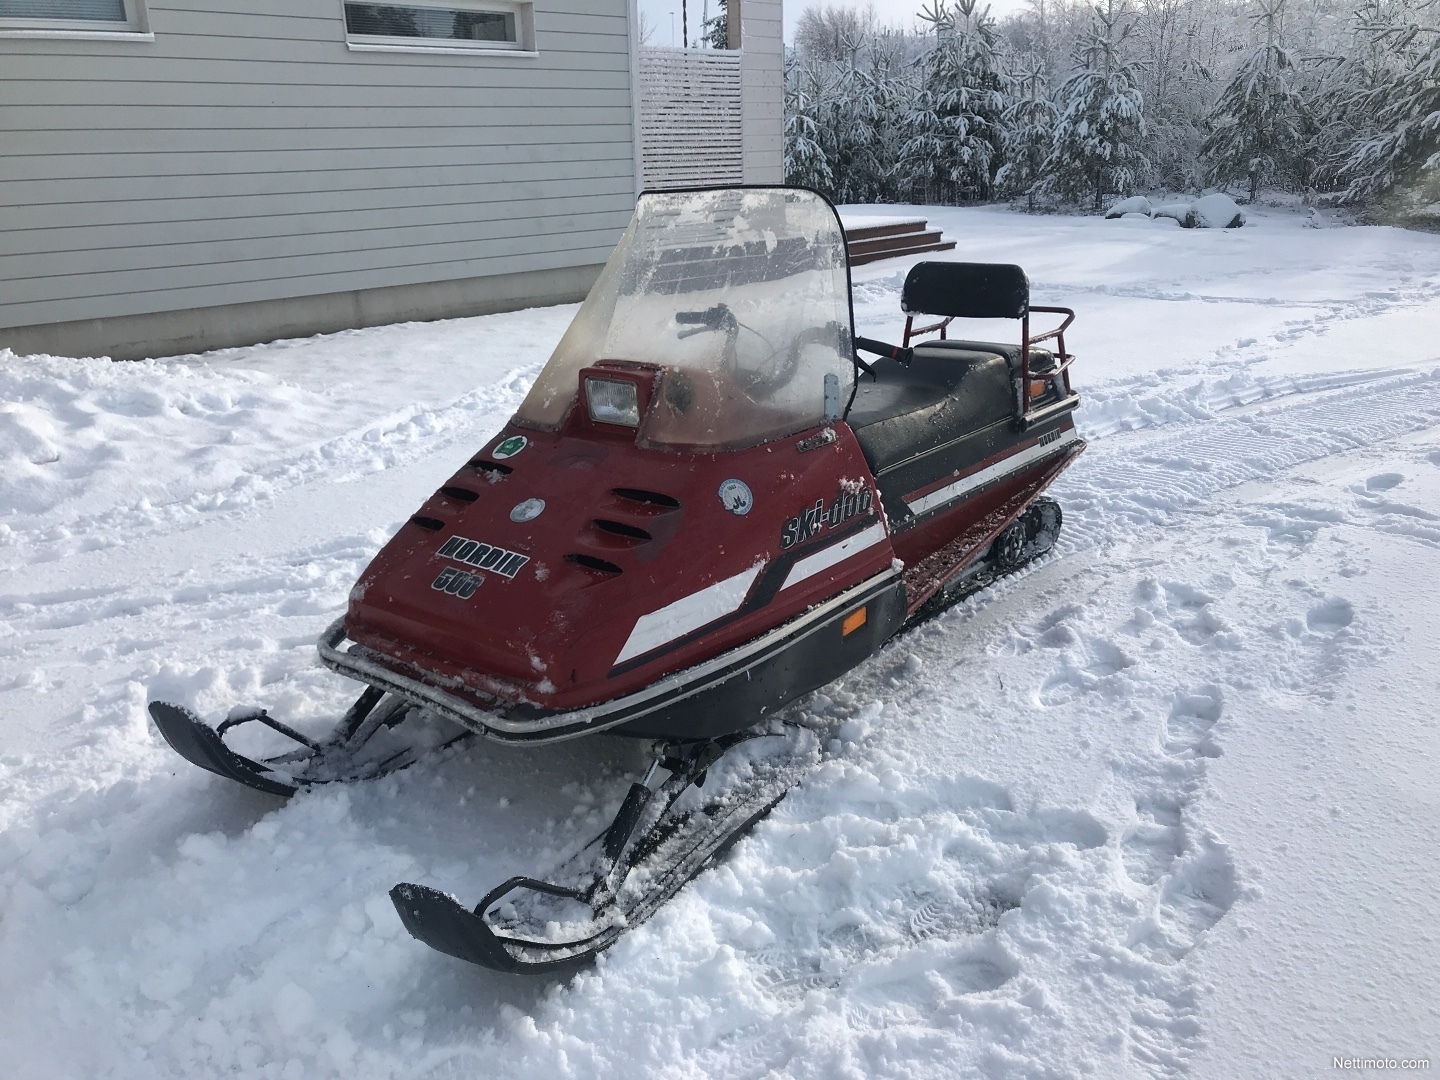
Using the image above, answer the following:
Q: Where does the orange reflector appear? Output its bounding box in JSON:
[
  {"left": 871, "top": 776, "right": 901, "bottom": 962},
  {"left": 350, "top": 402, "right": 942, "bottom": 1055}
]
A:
[
  {"left": 1029, "top": 379, "right": 1047, "bottom": 398},
  {"left": 842, "top": 606, "right": 868, "bottom": 636}
]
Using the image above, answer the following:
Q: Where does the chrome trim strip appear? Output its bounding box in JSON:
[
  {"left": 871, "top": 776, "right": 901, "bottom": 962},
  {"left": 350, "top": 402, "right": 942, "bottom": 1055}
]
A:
[
  {"left": 317, "top": 566, "right": 901, "bottom": 744},
  {"left": 905, "top": 428, "right": 1080, "bottom": 517}
]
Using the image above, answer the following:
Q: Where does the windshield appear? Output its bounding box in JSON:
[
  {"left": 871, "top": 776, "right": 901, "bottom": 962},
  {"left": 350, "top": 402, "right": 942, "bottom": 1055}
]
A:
[{"left": 514, "top": 187, "right": 855, "bottom": 451}]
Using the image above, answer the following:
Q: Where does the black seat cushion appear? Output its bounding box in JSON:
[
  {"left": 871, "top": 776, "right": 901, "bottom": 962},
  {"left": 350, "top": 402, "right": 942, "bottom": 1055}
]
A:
[
  {"left": 917, "top": 338, "right": 1056, "bottom": 373},
  {"left": 847, "top": 346, "right": 1012, "bottom": 478}
]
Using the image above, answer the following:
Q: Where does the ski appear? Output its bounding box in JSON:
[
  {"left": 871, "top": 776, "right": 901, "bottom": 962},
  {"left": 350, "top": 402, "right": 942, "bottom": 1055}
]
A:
[
  {"left": 391, "top": 732, "right": 807, "bottom": 972},
  {"left": 148, "top": 689, "right": 471, "bottom": 797}
]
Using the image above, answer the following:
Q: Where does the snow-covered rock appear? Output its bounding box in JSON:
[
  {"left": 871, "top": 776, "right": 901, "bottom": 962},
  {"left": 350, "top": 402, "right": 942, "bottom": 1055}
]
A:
[
  {"left": 1152, "top": 200, "right": 1199, "bottom": 228},
  {"left": 1105, "top": 195, "right": 1152, "bottom": 219},
  {"left": 1195, "top": 192, "right": 1246, "bottom": 228}
]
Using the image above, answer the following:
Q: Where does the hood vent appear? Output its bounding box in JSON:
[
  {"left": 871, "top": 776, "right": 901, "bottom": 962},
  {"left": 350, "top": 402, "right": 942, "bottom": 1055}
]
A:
[
  {"left": 440, "top": 485, "right": 479, "bottom": 503},
  {"left": 592, "top": 519, "right": 652, "bottom": 542},
  {"left": 612, "top": 487, "right": 680, "bottom": 509},
  {"left": 410, "top": 516, "right": 445, "bottom": 531},
  {"left": 471, "top": 460, "right": 512, "bottom": 478},
  {"left": 566, "top": 553, "right": 623, "bottom": 575}
]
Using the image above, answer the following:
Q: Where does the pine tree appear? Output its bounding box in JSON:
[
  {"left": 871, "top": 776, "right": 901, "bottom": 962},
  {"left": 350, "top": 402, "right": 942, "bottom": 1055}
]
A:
[
  {"left": 897, "top": 0, "right": 1011, "bottom": 204},
  {"left": 784, "top": 58, "right": 835, "bottom": 194},
  {"left": 1333, "top": 0, "right": 1440, "bottom": 201},
  {"left": 1041, "top": 0, "right": 1148, "bottom": 210},
  {"left": 996, "top": 61, "right": 1058, "bottom": 208},
  {"left": 1200, "top": 0, "right": 1311, "bottom": 201},
  {"left": 701, "top": 4, "right": 729, "bottom": 50}
]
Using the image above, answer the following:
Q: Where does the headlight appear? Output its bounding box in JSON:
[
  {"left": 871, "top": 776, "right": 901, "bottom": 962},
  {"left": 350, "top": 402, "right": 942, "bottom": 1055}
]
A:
[{"left": 586, "top": 377, "right": 641, "bottom": 427}]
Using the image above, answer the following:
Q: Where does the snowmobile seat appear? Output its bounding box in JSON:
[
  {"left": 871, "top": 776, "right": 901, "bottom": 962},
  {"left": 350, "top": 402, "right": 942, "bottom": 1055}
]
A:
[{"left": 846, "top": 346, "right": 1013, "bottom": 478}]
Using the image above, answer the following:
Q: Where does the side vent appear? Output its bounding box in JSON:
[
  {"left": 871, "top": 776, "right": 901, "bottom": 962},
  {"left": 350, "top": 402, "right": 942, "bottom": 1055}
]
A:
[
  {"left": 566, "top": 553, "right": 623, "bottom": 575},
  {"left": 612, "top": 487, "right": 681, "bottom": 509},
  {"left": 471, "top": 460, "right": 512, "bottom": 478},
  {"left": 440, "top": 485, "right": 479, "bottom": 503},
  {"left": 410, "top": 516, "right": 445, "bottom": 532},
  {"left": 592, "top": 520, "right": 653, "bottom": 542}
]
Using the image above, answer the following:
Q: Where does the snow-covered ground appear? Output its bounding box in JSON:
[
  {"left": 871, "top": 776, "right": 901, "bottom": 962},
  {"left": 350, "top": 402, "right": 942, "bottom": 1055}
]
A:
[{"left": 3, "top": 204, "right": 1439, "bottom": 1078}]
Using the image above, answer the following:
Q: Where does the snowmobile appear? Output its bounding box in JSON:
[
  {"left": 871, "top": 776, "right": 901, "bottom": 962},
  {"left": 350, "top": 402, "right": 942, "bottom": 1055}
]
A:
[{"left": 149, "top": 186, "right": 1085, "bottom": 972}]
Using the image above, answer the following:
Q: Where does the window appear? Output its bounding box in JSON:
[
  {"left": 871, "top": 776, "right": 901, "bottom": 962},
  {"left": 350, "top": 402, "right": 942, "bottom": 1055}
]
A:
[
  {"left": 342, "top": 1, "right": 534, "bottom": 53},
  {"left": 0, "top": 0, "right": 149, "bottom": 35}
]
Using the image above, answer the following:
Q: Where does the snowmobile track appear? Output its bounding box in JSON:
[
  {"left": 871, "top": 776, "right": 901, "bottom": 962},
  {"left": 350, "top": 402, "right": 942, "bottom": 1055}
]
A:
[{"left": 1062, "top": 369, "right": 1440, "bottom": 537}]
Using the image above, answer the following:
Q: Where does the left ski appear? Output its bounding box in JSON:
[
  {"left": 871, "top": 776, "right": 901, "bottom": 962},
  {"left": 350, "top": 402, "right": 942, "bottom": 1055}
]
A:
[
  {"left": 390, "top": 732, "right": 806, "bottom": 972},
  {"left": 149, "top": 689, "right": 472, "bottom": 797}
]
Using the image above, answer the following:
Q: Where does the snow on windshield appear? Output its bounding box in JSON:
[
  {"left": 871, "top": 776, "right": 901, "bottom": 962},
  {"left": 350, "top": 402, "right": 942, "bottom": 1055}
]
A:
[{"left": 516, "top": 187, "right": 855, "bottom": 451}]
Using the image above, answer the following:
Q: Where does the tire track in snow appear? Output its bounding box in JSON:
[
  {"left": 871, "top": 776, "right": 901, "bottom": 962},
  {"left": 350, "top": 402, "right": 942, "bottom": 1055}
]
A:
[
  {"left": 1, "top": 367, "right": 535, "bottom": 565},
  {"left": 1058, "top": 367, "right": 1440, "bottom": 541}
]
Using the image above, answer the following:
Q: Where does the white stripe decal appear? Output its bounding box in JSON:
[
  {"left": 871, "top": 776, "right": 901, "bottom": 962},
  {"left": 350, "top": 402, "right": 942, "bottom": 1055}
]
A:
[
  {"left": 615, "top": 563, "right": 764, "bottom": 665},
  {"left": 780, "top": 521, "right": 889, "bottom": 592},
  {"left": 905, "top": 429, "right": 1079, "bottom": 517}
]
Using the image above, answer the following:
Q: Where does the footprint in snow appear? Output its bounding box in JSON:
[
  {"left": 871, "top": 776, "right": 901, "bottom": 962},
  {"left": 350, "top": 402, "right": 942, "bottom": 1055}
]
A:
[
  {"left": 1129, "top": 578, "right": 1234, "bottom": 648},
  {"left": 1305, "top": 597, "right": 1354, "bottom": 634},
  {"left": 1036, "top": 632, "right": 1136, "bottom": 707},
  {"left": 1164, "top": 685, "right": 1223, "bottom": 759},
  {"left": 1119, "top": 684, "right": 1239, "bottom": 965}
]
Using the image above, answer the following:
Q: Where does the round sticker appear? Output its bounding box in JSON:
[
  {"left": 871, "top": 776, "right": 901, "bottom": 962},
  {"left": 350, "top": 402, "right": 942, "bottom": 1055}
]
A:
[
  {"left": 510, "top": 498, "right": 546, "bottom": 523},
  {"left": 718, "top": 479, "right": 753, "bottom": 516},
  {"left": 492, "top": 435, "right": 528, "bottom": 460}
]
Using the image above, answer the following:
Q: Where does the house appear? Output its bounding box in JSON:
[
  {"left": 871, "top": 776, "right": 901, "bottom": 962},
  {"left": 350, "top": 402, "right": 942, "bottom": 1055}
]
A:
[{"left": 0, "top": 0, "right": 782, "bottom": 361}]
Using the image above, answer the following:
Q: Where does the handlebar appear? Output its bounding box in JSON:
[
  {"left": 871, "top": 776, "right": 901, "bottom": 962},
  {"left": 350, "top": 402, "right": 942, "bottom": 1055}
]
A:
[
  {"left": 675, "top": 304, "right": 732, "bottom": 328},
  {"left": 854, "top": 336, "right": 914, "bottom": 366}
]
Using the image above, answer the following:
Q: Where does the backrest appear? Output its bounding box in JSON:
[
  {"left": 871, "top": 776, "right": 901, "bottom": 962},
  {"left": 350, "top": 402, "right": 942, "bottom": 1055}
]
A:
[{"left": 901, "top": 262, "right": 1029, "bottom": 320}]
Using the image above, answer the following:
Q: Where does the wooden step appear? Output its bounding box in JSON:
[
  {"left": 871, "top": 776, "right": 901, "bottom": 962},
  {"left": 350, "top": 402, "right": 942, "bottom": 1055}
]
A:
[
  {"left": 842, "top": 217, "right": 930, "bottom": 243},
  {"left": 841, "top": 215, "right": 956, "bottom": 266},
  {"left": 850, "top": 239, "right": 958, "bottom": 266}
]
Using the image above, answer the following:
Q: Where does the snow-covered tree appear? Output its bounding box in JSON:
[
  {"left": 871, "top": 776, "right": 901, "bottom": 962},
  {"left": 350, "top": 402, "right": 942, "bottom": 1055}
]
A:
[
  {"left": 1200, "top": 0, "right": 1311, "bottom": 201},
  {"left": 1041, "top": 0, "right": 1149, "bottom": 209},
  {"left": 995, "top": 61, "right": 1058, "bottom": 208},
  {"left": 784, "top": 58, "right": 836, "bottom": 193},
  {"left": 1331, "top": 0, "right": 1440, "bottom": 202},
  {"left": 896, "top": 0, "right": 1011, "bottom": 203},
  {"left": 701, "top": 4, "right": 729, "bottom": 49}
]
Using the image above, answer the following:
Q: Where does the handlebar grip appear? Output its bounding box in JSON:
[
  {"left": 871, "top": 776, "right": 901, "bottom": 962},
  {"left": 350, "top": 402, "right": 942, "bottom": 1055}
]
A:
[{"left": 675, "top": 305, "right": 727, "bottom": 326}]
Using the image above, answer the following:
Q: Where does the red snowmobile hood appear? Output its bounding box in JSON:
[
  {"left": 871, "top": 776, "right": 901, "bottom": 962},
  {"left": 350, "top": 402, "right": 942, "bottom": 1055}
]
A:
[{"left": 344, "top": 418, "right": 894, "bottom": 714}]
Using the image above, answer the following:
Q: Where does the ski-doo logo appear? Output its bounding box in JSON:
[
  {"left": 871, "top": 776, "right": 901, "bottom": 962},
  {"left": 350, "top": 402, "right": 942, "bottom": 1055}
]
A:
[
  {"left": 780, "top": 485, "right": 874, "bottom": 549},
  {"left": 436, "top": 535, "right": 530, "bottom": 579},
  {"left": 432, "top": 567, "right": 481, "bottom": 599}
]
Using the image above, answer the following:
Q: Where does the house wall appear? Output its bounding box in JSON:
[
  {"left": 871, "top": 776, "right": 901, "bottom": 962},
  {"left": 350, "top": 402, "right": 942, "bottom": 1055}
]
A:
[
  {"left": 0, "top": 0, "right": 637, "bottom": 359},
  {"left": 740, "top": 0, "right": 783, "bottom": 184}
]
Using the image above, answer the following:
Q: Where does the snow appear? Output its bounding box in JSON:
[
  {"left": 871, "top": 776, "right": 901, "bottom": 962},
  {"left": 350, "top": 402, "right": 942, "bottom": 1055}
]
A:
[
  {"left": 1105, "top": 195, "right": 1153, "bottom": 218},
  {"left": 4, "top": 203, "right": 1440, "bottom": 1078}
]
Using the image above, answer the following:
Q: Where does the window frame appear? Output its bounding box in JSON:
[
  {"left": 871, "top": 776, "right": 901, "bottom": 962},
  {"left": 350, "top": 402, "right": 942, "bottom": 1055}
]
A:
[
  {"left": 341, "top": 0, "right": 537, "bottom": 58},
  {"left": 0, "top": 0, "right": 152, "bottom": 39}
]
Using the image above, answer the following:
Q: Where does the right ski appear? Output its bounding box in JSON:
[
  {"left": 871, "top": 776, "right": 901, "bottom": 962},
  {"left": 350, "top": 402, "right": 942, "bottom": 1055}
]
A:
[{"left": 391, "top": 732, "right": 806, "bottom": 971}]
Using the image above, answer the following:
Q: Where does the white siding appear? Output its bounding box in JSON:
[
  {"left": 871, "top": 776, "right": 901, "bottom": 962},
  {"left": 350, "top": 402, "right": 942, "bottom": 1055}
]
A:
[
  {"left": 740, "top": 0, "right": 783, "bottom": 184},
  {"left": 0, "top": 0, "right": 637, "bottom": 333}
]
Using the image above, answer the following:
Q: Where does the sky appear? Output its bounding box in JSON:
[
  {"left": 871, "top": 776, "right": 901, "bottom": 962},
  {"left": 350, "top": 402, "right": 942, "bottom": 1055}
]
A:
[{"left": 634, "top": 0, "right": 1027, "bottom": 48}]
